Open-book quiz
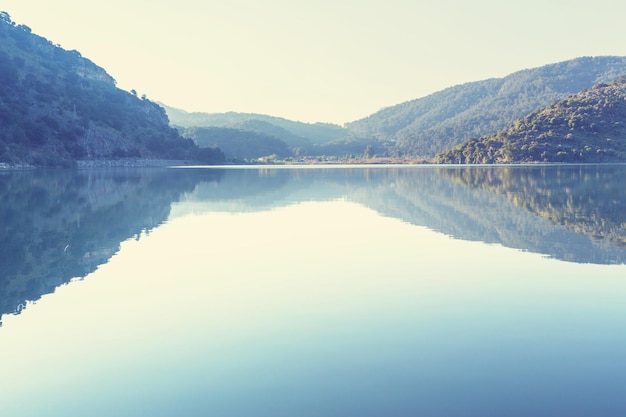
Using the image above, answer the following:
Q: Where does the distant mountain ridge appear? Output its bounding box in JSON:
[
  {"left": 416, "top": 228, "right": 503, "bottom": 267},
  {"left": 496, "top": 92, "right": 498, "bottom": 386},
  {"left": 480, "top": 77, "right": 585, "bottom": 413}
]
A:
[
  {"left": 184, "top": 126, "right": 293, "bottom": 160},
  {"left": 346, "top": 56, "right": 626, "bottom": 158},
  {"left": 162, "top": 105, "right": 383, "bottom": 160},
  {"left": 435, "top": 77, "right": 626, "bottom": 163},
  {"left": 163, "top": 105, "right": 350, "bottom": 147}
]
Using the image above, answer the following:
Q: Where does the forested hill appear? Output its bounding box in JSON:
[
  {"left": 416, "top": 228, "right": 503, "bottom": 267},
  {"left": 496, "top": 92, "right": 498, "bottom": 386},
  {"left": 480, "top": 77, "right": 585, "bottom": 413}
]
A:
[
  {"left": 183, "top": 126, "right": 293, "bottom": 161},
  {"left": 164, "top": 105, "right": 385, "bottom": 160},
  {"left": 435, "top": 78, "right": 626, "bottom": 164},
  {"left": 0, "top": 12, "right": 224, "bottom": 166},
  {"left": 346, "top": 56, "right": 626, "bottom": 158},
  {"left": 163, "top": 106, "right": 349, "bottom": 147}
]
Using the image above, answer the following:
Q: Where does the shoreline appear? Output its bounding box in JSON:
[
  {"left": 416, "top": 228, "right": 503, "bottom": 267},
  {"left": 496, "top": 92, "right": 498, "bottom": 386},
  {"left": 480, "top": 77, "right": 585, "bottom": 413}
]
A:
[
  {"left": 0, "top": 159, "right": 194, "bottom": 170},
  {"left": 5, "top": 158, "right": 619, "bottom": 171},
  {"left": 75, "top": 159, "right": 194, "bottom": 168},
  {"left": 1, "top": 157, "right": 427, "bottom": 170}
]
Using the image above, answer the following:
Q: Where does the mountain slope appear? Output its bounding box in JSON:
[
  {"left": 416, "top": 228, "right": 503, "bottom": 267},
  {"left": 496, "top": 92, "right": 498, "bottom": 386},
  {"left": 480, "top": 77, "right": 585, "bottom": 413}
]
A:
[
  {"left": 165, "top": 105, "right": 384, "bottom": 158},
  {"left": 0, "top": 12, "right": 223, "bottom": 166},
  {"left": 184, "top": 126, "right": 292, "bottom": 160},
  {"left": 346, "top": 56, "right": 626, "bottom": 158},
  {"left": 435, "top": 78, "right": 626, "bottom": 164},
  {"left": 163, "top": 105, "right": 350, "bottom": 148}
]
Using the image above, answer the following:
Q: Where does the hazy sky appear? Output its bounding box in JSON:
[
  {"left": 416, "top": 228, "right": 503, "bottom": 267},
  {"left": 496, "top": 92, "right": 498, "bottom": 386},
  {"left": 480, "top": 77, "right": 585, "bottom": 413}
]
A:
[{"left": 6, "top": 0, "right": 626, "bottom": 123}]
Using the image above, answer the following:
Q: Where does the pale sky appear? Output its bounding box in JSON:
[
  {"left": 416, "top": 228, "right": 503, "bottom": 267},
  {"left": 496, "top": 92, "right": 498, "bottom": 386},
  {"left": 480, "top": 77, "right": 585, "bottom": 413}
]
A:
[{"left": 5, "top": 0, "right": 626, "bottom": 124}]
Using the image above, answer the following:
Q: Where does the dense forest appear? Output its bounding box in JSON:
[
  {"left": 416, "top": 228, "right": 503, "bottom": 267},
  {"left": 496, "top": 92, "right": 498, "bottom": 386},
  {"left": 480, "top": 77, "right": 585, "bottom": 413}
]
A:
[
  {"left": 435, "top": 78, "right": 626, "bottom": 164},
  {"left": 346, "top": 56, "right": 626, "bottom": 158},
  {"left": 0, "top": 12, "right": 224, "bottom": 166}
]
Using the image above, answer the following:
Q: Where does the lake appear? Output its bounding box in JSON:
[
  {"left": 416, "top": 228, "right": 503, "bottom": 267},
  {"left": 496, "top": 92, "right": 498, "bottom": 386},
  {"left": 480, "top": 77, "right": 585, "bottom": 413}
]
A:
[{"left": 1, "top": 164, "right": 626, "bottom": 416}]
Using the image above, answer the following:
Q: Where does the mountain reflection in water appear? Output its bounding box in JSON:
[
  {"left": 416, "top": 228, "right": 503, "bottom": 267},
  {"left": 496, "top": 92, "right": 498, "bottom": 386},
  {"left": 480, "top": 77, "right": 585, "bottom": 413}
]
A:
[
  {"left": 441, "top": 164, "right": 626, "bottom": 248},
  {"left": 0, "top": 167, "right": 222, "bottom": 324},
  {"left": 2, "top": 164, "right": 626, "bottom": 324}
]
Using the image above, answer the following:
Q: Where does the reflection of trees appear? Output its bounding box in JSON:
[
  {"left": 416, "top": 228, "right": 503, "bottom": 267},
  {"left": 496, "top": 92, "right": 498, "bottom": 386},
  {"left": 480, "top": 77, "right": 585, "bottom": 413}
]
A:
[
  {"left": 442, "top": 165, "right": 626, "bottom": 247},
  {"left": 0, "top": 168, "right": 220, "bottom": 323}
]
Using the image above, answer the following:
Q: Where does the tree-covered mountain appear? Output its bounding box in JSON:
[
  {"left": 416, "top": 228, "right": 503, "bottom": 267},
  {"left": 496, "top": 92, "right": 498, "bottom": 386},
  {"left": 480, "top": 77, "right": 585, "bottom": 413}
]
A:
[
  {"left": 164, "top": 105, "right": 349, "bottom": 146},
  {"left": 164, "top": 105, "right": 380, "bottom": 158},
  {"left": 184, "top": 126, "right": 292, "bottom": 160},
  {"left": 346, "top": 56, "right": 626, "bottom": 158},
  {"left": 435, "top": 77, "right": 626, "bottom": 164},
  {"left": 0, "top": 12, "right": 224, "bottom": 166}
]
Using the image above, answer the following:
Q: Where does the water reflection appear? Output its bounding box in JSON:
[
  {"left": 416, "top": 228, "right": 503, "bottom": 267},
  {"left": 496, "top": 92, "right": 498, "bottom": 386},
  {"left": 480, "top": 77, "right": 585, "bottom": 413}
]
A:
[
  {"left": 441, "top": 164, "right": 626, "bottom": 247},
  {"left": 353, "top": 165, "right": 626, "bottom": 264},
  {"left": 175, "top": 165, "right": 626, "bottom": 264},
  {"left": 2, "top": 165, "right": 626, "bottom": 324},
  {"left": 0, "top": 168, "right": 221, "bottom": 324}
]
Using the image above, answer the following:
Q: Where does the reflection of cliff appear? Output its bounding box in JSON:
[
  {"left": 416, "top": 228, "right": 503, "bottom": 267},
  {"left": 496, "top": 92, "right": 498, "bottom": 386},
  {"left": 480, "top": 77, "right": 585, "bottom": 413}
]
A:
[{"left": 0, "top": 168, "right": 219, "bottom": 323}]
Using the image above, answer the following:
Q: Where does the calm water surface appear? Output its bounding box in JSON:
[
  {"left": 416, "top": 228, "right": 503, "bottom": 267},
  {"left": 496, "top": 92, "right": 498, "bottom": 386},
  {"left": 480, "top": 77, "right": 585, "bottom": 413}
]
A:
[{"left": 1, "top": 165, "right": 626, "bottom": 416}]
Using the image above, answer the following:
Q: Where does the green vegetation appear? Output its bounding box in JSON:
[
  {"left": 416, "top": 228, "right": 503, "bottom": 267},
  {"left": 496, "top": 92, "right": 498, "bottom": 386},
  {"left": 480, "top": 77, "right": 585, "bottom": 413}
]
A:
[
  {"left": 164, "top": 106, "right": 349, "bottom": 146},
  {"left": 435, "top": 78, "right": 626, "bottom": 164},
  {"left": 166, "top": 57, "right": 626, "bottom": 163},
  {"left": 183, "top": 126, "right": 292, "bottom": 161},
  {"left": 0, "top": 12, "right": 225, "bottom": 166},
  {"left": 164, "top": 105, "right": 384, "bottom": 160},
  {"left": 346, "top": 56, "right": 626, "bottom": 158}
]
